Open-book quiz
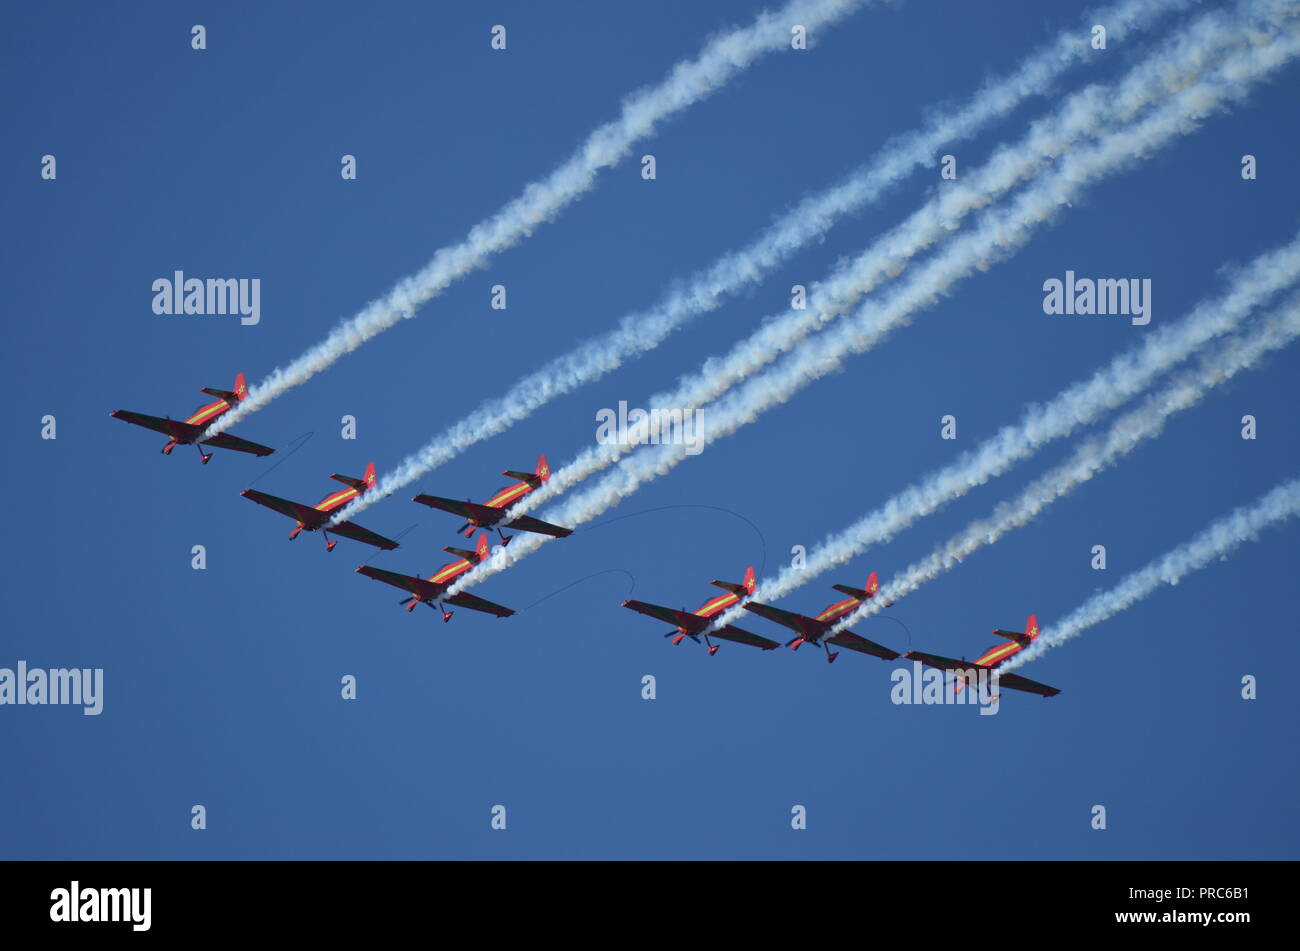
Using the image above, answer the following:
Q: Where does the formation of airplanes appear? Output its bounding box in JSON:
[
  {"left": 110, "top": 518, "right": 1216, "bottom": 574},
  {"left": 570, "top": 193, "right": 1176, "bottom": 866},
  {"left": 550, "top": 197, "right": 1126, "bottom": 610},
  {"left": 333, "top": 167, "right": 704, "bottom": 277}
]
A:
[
  {"left": 622, "top": 568, "right": 1061, "bottom": 697},
  {"left": 111, "top": 373, "right": 1061, "bottom": 697}
]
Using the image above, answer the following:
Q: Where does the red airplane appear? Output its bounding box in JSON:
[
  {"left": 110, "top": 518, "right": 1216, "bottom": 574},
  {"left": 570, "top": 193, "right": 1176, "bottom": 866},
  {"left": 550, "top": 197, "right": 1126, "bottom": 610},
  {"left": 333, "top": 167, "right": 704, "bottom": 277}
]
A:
[
  {"left": 110, "top": 372, "right": 275, "bottom": 463},
  {"left": 742, "top": 571, "right": 898, "bottom": 663},
  {"left": 240, "top": 462, "right": 399, "bottom": 552},
  {"left": 355, "top": 532, "right": 514, "bottom": 621},
  {"left": 413, "top": 454, "right": 573, "bottom": 544},
  {"left": 622, "top": 566, "right": 779, "bottom": 655},
  {"left": 904, "top": 614, "right": 1061, "bottom": 698}
]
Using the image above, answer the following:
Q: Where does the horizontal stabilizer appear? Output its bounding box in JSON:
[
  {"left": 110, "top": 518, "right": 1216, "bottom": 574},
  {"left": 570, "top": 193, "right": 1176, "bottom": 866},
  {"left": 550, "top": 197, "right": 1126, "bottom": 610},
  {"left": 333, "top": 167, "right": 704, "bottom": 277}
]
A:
[
  {"left": 992, "top": 628, "right": 1033, "bottom": 647},
  {"left": 831, "top": 584, "right": 872, "bottom": 600},
  {"left": 710, "top": 579, "right": 748, "bottom": 596},
  {"left": 711, "top": 565, "right": 756, "bottom": 598}
]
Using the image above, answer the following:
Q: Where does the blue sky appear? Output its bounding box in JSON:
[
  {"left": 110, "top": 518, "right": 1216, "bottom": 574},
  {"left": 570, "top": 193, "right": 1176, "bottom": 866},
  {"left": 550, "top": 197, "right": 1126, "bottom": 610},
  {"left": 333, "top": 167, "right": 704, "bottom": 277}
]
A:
[{"left": 3, "top": 0, "right": 1297, "bottom": 859}]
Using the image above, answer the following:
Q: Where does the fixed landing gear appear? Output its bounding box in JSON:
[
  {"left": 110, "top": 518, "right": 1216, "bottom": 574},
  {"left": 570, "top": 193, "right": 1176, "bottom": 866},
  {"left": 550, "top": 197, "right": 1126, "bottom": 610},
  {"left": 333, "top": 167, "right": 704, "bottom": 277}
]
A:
[
  {"left": 195, "top": 443, "right": 212, "bottom": 464},
  {"left": 788, "top": 636, "right": 837, "bottom": 662},
  {"left": 323, "top": 531, "right": 337, "bottom": 553},
  {"left": 405, "top": 597, "right": 452, "bottom": 622}
]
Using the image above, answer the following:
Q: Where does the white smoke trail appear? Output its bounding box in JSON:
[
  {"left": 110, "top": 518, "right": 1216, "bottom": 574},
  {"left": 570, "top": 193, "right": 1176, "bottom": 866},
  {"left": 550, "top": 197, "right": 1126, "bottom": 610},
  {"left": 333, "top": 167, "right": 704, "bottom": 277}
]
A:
[
  {"left": 499, "top": 1, "right": 1298, "bottom": 523},
  {"left": 447, "top": 20, "right": 1300, "bottom": 595},
  {"left": 328, "top": 0, "right": 1191, "bottom": 525},
  {"left": 205, "top": 0, "right": 873, "bottom": 436},
  {"left": 1000, "top": 475, "right": 1300, "bottom": 671},
  {"left": 826, "top": 297, "right": 1300, "bottom": 638}
]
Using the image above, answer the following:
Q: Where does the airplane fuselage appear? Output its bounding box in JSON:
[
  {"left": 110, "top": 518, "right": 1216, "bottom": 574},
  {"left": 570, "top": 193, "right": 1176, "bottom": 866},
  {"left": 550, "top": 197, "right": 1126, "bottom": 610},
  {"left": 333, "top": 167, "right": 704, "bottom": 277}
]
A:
[
  {"left": 158, "top": 398, "right": 233, "bottom": 452},
  {"left": 183, "top": 398, "right": 233, "bottom": 432},
  {"left": 793, "top": 597, "right": 862, "bottom": 644},
  {"left": 972, "top": 640, "right": 1022, "bottom": 667},
  {"left": 404, "top": 559, "right": 475, "bottom": 613},
  {"left": 463, "top": 481, "right": 536, "bottom": 529}
]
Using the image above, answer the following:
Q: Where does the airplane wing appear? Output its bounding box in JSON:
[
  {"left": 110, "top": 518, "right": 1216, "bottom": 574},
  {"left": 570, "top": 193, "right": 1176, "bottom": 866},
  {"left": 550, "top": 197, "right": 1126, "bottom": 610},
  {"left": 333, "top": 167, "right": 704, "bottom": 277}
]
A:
[
  {"left": 444, "top": 591, "right": 515, "bottom": 619},
  {"left": 329, "top": 520, "right": 400, "bottom": 551},
  {"left": 412, "top": 494, "right": 501, "bottom": 523},
  {"left": 202, "top": 432, "right": 275, "bottom": 457},
  {"left": 993, "top": 671, "right": 1061, "bottom": 698},
  {"left": 903, "top": 650, "right": 968, "bottom": 672},
  {"left": 503, "top": 513, "right": 573, "bottom": 538},
  {"left": 110, "top": 410, "right": 203, "bottom": 442},
  {"left": 742, "top": 601, "right": 828, "bottom": 638},
  {"left": 827, "top": 629, "right": 899, "bottom": 660},
  {"left": 711, "top": 625, "right": 780, "bottom": 651},
  {"left": 241, "top": 489, "right": 326, "bottom": 527},
  {"left": 906, "top": 651, "right": 1059, "bottom": 696},
  {"left": 355, "top": 565, "right": 445, "bottom": 601},
  {"left": 622, "top": 600, "right": 706, "bottom": 633}
]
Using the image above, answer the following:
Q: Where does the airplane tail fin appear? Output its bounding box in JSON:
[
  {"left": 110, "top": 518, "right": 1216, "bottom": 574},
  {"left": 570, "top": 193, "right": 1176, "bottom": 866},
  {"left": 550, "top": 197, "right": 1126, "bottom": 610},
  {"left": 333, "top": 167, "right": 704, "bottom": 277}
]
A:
[
  {"left": 710, "top": 566, "right": 757, "bottom": 599},
  {"left": 329, "top": 462, "right": 375, "bottom": 491},
  {"left": 502, "top": 455, "right": 549, "bottom": 487},
  {"left": 198, "top": 371, "right": 246, "bottom": 404},
  {"left": 832, "top": 571, "right": 880, "bottom": 602},
  {"left": 992, "top": 613, "right": 1038, "bottom": 648},
  {"left": 443, "top": 532, "right": 491, "bottom": 564}
]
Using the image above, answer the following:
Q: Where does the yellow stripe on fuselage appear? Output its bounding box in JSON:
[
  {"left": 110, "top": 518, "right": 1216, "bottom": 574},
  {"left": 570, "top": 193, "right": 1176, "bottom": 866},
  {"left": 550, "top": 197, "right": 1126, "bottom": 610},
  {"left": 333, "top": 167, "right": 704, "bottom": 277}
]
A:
[
  {"left": 815, "top": 598, "right": 858, "bottom": 623},
  {"left": 429, "top": 559, "right": 471, "bottom": 585},
  {"left": 314, "top": 487, "right": 358, "bottom": 513},
  {"left": 974, "top": 641, "right": 1021, "bottom": 667},
  {"left": 694, "top": 593, "right": 738, "bottom": 618},
  {"left": 184, "top": 400, "right": 228, "bottom": 426},
  {"left": 486, "top": 482, "right": 531, "bottom": 509}
]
